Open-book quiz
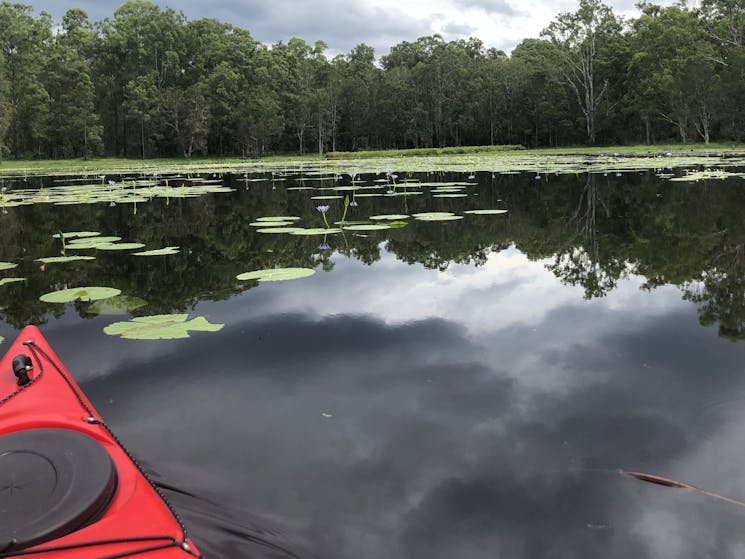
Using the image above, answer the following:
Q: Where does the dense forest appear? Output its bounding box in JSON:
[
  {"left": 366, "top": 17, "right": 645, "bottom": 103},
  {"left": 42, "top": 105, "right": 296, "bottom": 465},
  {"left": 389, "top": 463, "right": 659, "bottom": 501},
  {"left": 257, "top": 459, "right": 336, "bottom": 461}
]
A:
[{"left": 0, "top": 0, "right": 743, "bottom": 159}]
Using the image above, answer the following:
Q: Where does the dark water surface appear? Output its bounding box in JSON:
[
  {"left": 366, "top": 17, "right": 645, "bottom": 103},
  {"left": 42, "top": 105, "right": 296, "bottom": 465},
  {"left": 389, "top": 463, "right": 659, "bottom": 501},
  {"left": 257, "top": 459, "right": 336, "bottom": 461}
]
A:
[{"left": 2, "top": 168, "right": 745, "bottom": 558}]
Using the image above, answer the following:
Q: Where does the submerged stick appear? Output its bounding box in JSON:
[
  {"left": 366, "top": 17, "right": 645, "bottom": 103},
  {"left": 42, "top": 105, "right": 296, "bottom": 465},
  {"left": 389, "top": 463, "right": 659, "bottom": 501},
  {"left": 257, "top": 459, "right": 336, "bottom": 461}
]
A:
[{"left": 619, "top": 469, "right": 745, "bottom": 509}]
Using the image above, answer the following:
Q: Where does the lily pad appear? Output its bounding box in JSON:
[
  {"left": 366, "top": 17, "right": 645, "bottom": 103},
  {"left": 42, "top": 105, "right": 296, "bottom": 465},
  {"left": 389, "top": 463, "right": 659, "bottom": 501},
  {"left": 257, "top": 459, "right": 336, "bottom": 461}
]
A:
[
  {"left": 95, "top": 242, "right": 147, "bottom": 251},
  {"left": 132, "top": 246, "right": 180, "bottom": 256},
  {"left": 342, "top": 224, "right": 392, "bottom": 231},
  {"left": 412, "top": 212, "right": 464, "bottom": 222},
  {"left": 236, "top": 268, "right": 316, "bottom": 282},
  {"left": 104, "top": 314, "right": 224, "bottom": 340},
  {"left": 255, "top": 216, "right": 301, "bottom": 222},
  {"left": 67, "top": 236, "right": 123, "bottom": 249},
  {"left": 0, "top": 277, "right": 24, "bottom": 287},
  {"left": 369, "top": 214, "right": 410, "bottom": 220},
  {"left": 85, "top": 295, "right": 148, "bottom": 316},
  {"left": 53, "top": 231, "right": 101, "bottom": 239},
  {"left": 35, "top": 256, "right": 96, "bottom": 264},
  {"left": 40, "top": 286, "right": 121, "bottom": 304},
  {"left": 256, "top": 227, "right": 305, "bottom": 234},
  {"left": 249, "top": 221, "right": 294, "bottom": 227},
  {"left": 464, "top": 209, "right": 509, "bottom": 215},
  {"left": 0, "top": 262, "right": 18, "bottom": 271},
  {"left": 290, "top": 228, "right": 342, "bottom": 235}
]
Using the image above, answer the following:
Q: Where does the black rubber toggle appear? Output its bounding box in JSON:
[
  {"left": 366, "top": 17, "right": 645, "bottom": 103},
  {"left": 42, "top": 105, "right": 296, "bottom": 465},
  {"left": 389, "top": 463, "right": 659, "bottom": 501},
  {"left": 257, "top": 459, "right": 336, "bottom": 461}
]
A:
[
  {"left": 0, "top": 428, "right": 118, "bottom": 552},
  {"left": 11, "top": 354, "right": 32, "bottom": 386}
]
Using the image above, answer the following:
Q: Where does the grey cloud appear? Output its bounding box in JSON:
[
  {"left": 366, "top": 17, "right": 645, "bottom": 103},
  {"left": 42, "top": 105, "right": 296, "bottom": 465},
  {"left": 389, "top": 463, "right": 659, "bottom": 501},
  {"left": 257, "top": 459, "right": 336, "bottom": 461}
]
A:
[
  {"left": 453, "top": 0, "right": 523, "bottom": 17},
  {"left": 441, "top": 21, "right": 477, "bottom": 36}
]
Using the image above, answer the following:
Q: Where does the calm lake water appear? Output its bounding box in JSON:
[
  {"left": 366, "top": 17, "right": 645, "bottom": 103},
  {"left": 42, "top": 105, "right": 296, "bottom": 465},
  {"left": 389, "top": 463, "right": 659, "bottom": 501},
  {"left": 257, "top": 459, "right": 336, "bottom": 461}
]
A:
[{"left": 2, "top": 165, "right": 745, "bottom": 558}]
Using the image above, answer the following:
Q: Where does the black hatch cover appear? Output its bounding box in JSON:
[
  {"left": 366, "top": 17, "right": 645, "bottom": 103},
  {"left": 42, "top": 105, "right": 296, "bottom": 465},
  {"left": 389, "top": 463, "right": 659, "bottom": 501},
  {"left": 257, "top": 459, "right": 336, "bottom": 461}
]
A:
[{"left": 0, "top": 428, "right": 118, "bottom": 552}]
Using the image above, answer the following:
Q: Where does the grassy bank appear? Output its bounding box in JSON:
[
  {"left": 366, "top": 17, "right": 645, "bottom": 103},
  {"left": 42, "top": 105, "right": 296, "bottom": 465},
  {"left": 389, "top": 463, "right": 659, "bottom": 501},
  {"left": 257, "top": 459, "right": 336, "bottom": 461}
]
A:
[
  {"left": 1, "top": 142, "right": 744, "bottom": 177},
  {"left": 326, "top": 144, "right": 524, "bottom": 159}
]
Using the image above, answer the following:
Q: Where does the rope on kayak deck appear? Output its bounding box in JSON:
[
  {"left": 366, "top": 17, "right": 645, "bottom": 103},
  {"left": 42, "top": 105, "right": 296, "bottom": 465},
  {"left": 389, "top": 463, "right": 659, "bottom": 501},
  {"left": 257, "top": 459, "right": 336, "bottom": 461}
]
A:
[
  {"left": 1, "top": 536, "right": 185, "bottom": 558},
  {"left": 4, "top": 341, "right": 205, "bottom": 559}
]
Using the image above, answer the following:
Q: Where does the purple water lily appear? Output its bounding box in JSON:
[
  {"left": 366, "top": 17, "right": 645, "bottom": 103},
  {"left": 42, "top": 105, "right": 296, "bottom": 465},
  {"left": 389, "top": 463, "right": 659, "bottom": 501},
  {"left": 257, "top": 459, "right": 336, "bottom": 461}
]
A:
[
  {"left": 316, "top": 205, "right": 330, "bottom": 213},
  {"left": 318, "top": 243, "right": 331, "bottom": 250},
  {"left": 349, "top": 200, "right": 358, "bottom": 207}
]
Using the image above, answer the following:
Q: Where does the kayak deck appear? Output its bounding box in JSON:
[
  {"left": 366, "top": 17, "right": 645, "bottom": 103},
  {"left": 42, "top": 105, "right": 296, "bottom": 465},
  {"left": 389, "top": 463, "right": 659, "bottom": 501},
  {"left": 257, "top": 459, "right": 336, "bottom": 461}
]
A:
[{"left": 0, "top": 325, "right": 201, "bottom": 558}]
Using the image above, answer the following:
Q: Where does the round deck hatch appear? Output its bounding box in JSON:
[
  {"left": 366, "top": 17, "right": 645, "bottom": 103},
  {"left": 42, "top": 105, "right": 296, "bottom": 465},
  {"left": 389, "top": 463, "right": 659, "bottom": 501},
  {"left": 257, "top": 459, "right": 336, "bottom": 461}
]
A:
[{"left": 0, "top": 428, "right": 118, "bottom": 552}]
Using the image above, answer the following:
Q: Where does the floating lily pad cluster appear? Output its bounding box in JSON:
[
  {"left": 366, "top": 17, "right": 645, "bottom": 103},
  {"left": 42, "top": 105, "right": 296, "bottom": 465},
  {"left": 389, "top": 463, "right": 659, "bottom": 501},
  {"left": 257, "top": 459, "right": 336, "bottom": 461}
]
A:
[
  {"left": 0, "top": 263, "right": 24, "bottom": 288},
  {"left": 0, "top": 178, "right": 234, "bottom": 210},
  {"left": 36, "top": 232, "right": 180, "bottom": 264}
]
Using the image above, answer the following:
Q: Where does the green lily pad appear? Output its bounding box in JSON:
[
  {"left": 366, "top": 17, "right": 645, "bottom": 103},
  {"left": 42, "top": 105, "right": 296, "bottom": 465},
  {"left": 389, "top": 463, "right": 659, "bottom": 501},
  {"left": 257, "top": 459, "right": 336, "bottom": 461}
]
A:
[
  {"left": 290, "top": 228, "right": 342, "bottom": 235},
  {"left": 464, "top": 209, "right": 509, "bottom": 215},
  {"left": 35, "top": 256, "right": 96, "bottom": 264},
  {"left": 369, "top": 214, "right": 410, "bottom": 220},
  {"left": 255, "top": 227, "right": 305, "bottom": 234},
  {"left": 53, "top": 231, "right": 101, "bottom": 239},
  {"left": 132, "top": 246, "right": 180, "bottom": 256},
  {"left": 236, "top": 268, "right": 316, "bottom": 282},
  {"left": 40, "top": 286, "right": 121, "bottom": 303},
  {"left": 95, "top": 242, "right": 147, "bottom": 251},
  {"left": 412, "top": 212, "right": 464, "bottom": 221},
  {"left": 67, "top": 236, "right": 123, "bottom": 249},
  {"left": 249, "top": 221, "right": 294, "bottom": 227},
  {"left": 255, "top": 216, "right": 301, "bottom": 222},
  {"left": 85, "top": 295, "right": 148, "bottom": 316},
  {"left": 342, "top": 224, "right": 392, "bottom": 231},
  {"left": 388, "top": 221, "right": 409, "bottom": 228},
  {"left": 104, "top": 314, "right": 224, "bottom": 340},
  {"left": 0, "top": 262, "right": 18, "bottom": 271},
  {"left": 0, "top": 277, "right": 24, "bottom": 287}
]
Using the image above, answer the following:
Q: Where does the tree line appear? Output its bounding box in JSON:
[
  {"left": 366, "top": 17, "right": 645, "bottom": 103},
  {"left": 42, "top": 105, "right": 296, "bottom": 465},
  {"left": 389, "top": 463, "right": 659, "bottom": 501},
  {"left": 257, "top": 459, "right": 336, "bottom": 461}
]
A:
[{"left": 0, "top": 0, "right": 743, "bottom": 160}]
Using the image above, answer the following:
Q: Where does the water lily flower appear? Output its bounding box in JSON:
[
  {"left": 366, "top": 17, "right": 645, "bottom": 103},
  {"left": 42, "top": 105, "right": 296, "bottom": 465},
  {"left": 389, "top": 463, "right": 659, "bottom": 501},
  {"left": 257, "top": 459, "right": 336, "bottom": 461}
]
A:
[
  {"left": 318, "top": 243, "right": 331, "bottom": 250},
  {"left": 316, "top": 205, "right": 330, "bottom": 213},
  {"left": 108, "top": 180, "right": 115, "bottom": 185},
  {"left": 349, "top": 200, "right": 358, "bottom": 207}
]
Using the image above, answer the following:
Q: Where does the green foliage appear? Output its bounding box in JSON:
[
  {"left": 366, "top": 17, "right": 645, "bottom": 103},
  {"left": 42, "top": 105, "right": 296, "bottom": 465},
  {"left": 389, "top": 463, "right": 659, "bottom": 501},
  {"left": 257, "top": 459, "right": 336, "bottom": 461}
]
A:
[{"left": 0, "top": 1, "right": 744, "bottom": 157}]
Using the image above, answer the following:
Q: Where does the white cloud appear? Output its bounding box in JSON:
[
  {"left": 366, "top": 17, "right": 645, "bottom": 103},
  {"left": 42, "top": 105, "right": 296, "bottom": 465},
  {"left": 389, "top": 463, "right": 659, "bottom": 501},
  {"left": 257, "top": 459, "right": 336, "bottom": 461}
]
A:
[{"left": 32, "top": 0, "right": 678, "bottom": 55}]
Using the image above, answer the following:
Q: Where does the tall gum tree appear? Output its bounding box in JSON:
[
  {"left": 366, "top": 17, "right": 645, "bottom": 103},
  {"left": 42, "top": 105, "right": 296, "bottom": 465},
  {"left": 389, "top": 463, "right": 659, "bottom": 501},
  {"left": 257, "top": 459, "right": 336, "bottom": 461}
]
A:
[
  {"left": 0, "top": 3, "right": 52, "bottom": 157},
  {"left": 542, "top": 0, "right": 622, "bottom": 145},
  {"left": 0, "top": 50, "right": 10, "bottom": 161}
]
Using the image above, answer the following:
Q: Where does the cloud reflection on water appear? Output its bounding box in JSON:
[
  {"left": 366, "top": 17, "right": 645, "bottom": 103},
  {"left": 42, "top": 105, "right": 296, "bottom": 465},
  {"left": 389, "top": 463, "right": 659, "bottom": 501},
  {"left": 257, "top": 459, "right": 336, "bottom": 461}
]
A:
[{"left": 59, "top": 244, "right": 745, "bottom": 558}]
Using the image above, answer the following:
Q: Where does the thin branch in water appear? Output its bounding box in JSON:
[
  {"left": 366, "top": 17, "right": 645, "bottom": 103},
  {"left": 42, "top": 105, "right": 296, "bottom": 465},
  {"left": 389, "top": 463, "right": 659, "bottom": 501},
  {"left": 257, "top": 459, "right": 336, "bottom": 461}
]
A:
[{"left": 619, "top": 469, "right": 745, "bottom": 509}]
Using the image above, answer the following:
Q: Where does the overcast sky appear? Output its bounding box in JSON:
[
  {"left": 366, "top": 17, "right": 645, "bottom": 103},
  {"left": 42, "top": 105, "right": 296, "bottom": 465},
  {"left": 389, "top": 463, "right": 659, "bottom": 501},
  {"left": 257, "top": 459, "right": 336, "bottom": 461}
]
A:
[{"left": 31, "top": 0, "right": 676, "bottom": 56}]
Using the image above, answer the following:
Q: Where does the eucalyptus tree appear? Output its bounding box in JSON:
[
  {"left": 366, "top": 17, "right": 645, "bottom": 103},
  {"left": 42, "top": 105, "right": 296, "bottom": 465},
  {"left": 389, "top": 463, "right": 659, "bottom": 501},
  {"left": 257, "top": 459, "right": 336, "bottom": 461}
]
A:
[
  {"left": 700, "top": 0, "right": 745, "bottom": 139},
  {"left": 96, "top": 0, "right": 185, "bottom": 156},
  {"left": 627, "top": 5, "right": 720, "bottom": 144},
  {"left": 335, "top": 44, "right": 381, "bottom": 151},
  {"left": 510, "top": 39, "right": 571, "bottom": 146},
  {"left": 46, "top": 8, "right": 102, "bottom": 157},
  {"left": 272, "top": 39, "right": 330, "bottom": 154},
  {"left": 0, "top": 50, "right": 10, "bottom": 161},
  {"left": 0, "top": 2, "right": 52, "bottom": 157},
  {"left": 542, "top": 0, "right": 622, "bottom": 145}
]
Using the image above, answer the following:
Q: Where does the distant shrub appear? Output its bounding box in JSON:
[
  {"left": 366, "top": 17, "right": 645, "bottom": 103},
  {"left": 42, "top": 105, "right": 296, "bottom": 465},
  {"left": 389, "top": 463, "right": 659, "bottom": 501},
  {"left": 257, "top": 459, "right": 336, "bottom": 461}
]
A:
[{"left": 325, "top": 145, "right": 525, "bottom": 159}]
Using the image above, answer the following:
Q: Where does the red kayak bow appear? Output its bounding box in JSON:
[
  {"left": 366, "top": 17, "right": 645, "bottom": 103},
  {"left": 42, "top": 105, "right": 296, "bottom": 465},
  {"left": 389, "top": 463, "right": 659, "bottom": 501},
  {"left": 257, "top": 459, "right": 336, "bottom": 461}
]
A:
[{"left": 0, "top": 325, "right": 202, "bottom": 558}]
